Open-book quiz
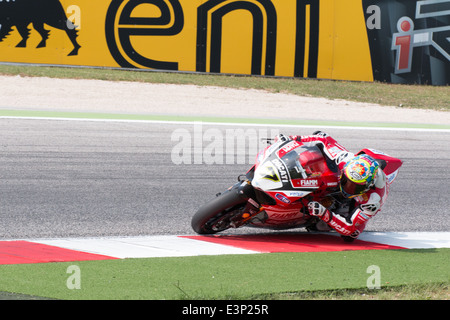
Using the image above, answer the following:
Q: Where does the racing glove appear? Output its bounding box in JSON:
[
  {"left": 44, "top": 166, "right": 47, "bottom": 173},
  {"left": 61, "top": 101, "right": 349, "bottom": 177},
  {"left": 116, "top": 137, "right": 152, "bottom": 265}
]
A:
[{"left": 308, "top": 201, "right": 332, "bottom": 223}]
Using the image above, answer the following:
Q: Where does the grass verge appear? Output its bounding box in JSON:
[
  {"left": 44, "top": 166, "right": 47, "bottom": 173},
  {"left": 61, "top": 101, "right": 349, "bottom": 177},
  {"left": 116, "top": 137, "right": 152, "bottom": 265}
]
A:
[
  {"left": 258, "top": 282, "right": 449, "bottom": 300},
  {"left": 0, "top": 249, "right": 448, "bottom": 300},
  {"left": 0, "top": 64, "right": 449, "bottom": 112}
]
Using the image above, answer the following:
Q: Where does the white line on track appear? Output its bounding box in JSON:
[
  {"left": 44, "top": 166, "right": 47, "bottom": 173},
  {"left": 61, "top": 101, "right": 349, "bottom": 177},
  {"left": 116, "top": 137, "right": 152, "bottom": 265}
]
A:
[{"left": 2, "top": 116, "right": 450, "bottom": 133}]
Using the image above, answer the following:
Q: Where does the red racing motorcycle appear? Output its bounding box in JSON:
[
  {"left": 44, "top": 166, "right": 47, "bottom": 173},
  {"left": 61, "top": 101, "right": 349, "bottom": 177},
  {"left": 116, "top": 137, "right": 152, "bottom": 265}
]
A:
[{"left": 191, "top": 134, "right": 402, "bottom": 235}]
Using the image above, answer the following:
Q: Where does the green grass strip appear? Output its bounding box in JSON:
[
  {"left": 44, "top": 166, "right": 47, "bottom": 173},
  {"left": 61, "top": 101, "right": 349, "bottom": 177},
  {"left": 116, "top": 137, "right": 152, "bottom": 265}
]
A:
[
  {"left": 0, "top": 249, "right": 448, "bottom": 300},
  {"left": 1, "top": 109, "right": 449, "bottom": 130}
]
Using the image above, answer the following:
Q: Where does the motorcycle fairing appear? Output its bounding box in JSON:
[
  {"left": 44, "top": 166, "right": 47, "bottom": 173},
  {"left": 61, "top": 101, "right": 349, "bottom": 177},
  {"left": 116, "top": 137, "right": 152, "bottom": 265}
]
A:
[
  {"left": 248, "top": 138, "right": 340, "bottom": 229},
  {"left": 252, "top": 139, "right": 340, "bottom": 202}
]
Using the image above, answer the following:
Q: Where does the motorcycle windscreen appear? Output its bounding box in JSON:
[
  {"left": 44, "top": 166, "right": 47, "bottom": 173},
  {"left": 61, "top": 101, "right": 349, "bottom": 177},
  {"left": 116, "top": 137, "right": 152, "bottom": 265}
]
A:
[{"left": 279, "top": 145, "right": 328, "bottom": 180}]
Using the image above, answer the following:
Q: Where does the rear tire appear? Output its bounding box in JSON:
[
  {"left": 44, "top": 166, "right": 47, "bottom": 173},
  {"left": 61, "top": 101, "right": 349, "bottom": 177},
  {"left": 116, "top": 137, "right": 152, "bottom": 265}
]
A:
[
  {"left": 191, "top": 188, "right": 248, "bottom": 234},
  {"left": 341, "top": 235, "right": 356, "bottom": 243}
]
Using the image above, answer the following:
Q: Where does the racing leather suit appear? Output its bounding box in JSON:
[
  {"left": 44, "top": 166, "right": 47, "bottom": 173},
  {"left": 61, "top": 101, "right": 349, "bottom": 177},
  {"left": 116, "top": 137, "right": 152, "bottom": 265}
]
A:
[{"left": 289, "top": 133, "right": 388, "bottom": 239}]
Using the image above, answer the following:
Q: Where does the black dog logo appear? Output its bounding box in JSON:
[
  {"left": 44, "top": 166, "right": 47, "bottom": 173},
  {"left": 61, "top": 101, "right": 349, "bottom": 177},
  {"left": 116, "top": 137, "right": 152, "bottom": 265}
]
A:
[{"left": 0, "top": 0, "right": 81, "bottom": 56}]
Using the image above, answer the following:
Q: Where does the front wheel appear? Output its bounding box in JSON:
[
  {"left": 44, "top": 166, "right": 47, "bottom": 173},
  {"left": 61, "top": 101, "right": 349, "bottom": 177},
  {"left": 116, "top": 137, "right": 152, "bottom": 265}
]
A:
[{"left": 191, "top": 188, "right": 249, "bottom": 234}]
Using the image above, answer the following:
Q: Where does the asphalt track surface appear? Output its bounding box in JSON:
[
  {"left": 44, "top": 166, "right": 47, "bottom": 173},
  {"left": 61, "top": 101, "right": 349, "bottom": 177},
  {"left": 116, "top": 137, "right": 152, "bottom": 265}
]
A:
[{"left": 1, "top": 118, "right": 449, "bottom": 240}]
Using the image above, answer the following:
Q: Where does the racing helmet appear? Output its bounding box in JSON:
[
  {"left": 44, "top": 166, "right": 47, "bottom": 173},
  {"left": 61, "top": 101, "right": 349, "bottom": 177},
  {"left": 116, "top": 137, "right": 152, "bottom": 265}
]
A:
[{"left": 340, "top": 154, "right": 380, "bottom": 198}]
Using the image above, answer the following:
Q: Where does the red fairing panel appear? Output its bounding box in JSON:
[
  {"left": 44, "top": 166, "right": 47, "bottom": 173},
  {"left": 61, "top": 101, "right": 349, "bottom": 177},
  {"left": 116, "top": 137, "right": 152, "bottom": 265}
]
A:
[{"left": 357, "top": 148, "right": 403, "bottom": 176}]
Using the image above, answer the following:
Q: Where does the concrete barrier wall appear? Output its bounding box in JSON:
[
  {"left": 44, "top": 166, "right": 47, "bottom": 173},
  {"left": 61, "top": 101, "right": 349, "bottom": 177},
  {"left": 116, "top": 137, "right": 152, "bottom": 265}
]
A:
[{"left": 0, "top": 0, "right": 448, "bottom": 85}]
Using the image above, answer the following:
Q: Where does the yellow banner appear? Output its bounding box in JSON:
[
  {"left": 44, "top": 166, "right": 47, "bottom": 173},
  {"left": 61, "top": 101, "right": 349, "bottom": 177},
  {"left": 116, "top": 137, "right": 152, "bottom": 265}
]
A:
[{"left": 0, "top": 0, "right": 373, "bottom": 81}]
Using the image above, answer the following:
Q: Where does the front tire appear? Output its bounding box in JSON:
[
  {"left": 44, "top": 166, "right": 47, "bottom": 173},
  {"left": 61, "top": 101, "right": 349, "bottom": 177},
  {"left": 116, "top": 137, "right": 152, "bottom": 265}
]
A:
[{"left": 191, "top": 188, "right": 248, "bottom": 234}]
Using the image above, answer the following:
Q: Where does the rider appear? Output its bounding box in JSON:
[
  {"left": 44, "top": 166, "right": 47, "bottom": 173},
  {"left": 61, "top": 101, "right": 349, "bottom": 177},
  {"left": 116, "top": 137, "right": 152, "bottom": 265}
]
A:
[{"left": 288, "top": 131, "right": 388, "bottom": 241}]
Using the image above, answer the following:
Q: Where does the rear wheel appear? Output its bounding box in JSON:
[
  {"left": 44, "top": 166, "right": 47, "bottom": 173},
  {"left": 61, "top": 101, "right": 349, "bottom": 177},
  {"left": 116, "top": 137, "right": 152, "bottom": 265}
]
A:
[
  {"left": 341, "top": 235, "right": 356, "bottom": 242},
  {"left": 191, "top": 188, "right": 248, "bottom": 234}
]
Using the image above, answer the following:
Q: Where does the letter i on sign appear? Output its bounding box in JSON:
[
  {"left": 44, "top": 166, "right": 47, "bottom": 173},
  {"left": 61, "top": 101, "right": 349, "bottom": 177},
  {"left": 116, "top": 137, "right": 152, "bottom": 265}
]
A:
[{"left": 392, "top": 17, "right": 414, "bottom": 73}]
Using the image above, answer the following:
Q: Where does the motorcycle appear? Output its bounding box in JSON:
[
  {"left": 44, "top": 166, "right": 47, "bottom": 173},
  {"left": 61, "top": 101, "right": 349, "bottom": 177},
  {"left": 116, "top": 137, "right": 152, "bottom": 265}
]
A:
[{"left": 191, "top": 134, "right": 402, "bottom": 238}]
